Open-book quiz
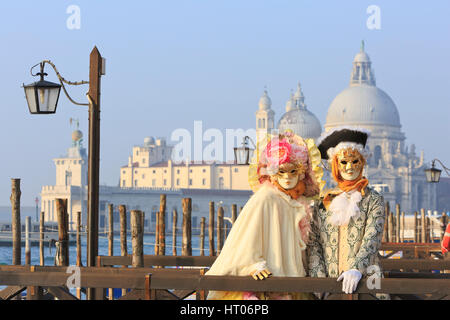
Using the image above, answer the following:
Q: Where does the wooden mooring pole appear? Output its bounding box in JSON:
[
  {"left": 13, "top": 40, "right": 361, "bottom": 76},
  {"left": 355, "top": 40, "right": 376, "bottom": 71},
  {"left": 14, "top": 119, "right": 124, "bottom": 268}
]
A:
[
  {"left": 25, "top": 216, "right": 31, "bottom": 265},
  {"left": 154, "top": 211, "right": 160, "bottom": 256},
  {"left": 401, "top": 211, "right": 405, "bottom": 243},
  {"left": 395, "top": 204, "right": 400, "bottom": 243},
  {"left": 76, "top": 211, "right": 82, "bottom": 299},
  {"left": 414, "top": 211, "right": 418, "bottom": 243},
  {"left": 209, "top": 201, "right": 215, "bottom": 256},
  {"left": 108, "top": 204, "right": 114, "bottom": 300},
  {"left": 382, "top": 201, "right": 389, "bottom": 243},
  {"left": 217, "top": 206, "right": 224, "bottom": 255},
  {"left": 231, "top": 204, "right": 237, "bottom": 225},
  {"left": 159, "top": 194, "right": 166, "bottom": 256},
  {"left": 441, "top": 212, "right": 448, "bottom": 242},
  {"left": 11, "top": 178, "right": 21, "bottom": 266},
  {"left": 172, "top": 209, "right": 177, "bottom": 256},
  {"left": 421, "top": 208, "right": 426, "bottom": 243},
  {"left": 119, "top": 204, "right": 128, "bottom": 296},
  {"left": 200, "top": 217, "right": 205, "bottom": 256},
  {"left": 182, "top": 198, "right": 192, "bottom": 256},
  {"left": 131, "top": 210, "right": 144, "bottom": 268},
  {"left": 56, "top": 199, "right": 69, "bottom": 266},
  {"left": 40, "top": 211, "right": 45, "bottom": 266}
]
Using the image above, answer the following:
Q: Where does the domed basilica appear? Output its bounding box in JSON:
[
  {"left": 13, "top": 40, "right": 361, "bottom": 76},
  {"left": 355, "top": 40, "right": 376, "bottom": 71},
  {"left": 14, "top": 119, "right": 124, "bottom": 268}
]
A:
[{"left": 255, "top": 42, "right": 437, "bottom": 213}]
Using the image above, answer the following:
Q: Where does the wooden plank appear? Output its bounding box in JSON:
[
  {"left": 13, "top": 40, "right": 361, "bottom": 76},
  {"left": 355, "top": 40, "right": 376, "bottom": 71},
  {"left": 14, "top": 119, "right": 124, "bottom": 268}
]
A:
[
  {"left": 47, "top": 286, "right": 78, "bottom": 300},
  {"left": 381, "top": 243, "right": 441, "bottom": 250},
  {"left": 381, "top": 259, "right": 450, "bottom": 270},
  {"left": 99, "top": 255, "right": 216, "bottom": 267},
  {"left": 0, "top": 286, "right": 26, "bottom": 300},
  {"left": 385, "top": 271, "right": 450, "bottom": 279},
  {"left": 148, "top": 274, "right": 450, "bottom": 295}
]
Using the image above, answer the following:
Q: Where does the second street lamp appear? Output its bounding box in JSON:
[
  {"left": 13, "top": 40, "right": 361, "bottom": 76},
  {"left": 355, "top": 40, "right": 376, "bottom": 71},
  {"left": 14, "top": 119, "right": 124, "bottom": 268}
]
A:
[
  {"left": 23, "top": 47, "right": 104, "bottom": 300},
  {"left": 425, "top": 159, "right": 450, "bottom": 183},
  {"left": 234, "top": 136, "right": 256, "bottom": 165}
]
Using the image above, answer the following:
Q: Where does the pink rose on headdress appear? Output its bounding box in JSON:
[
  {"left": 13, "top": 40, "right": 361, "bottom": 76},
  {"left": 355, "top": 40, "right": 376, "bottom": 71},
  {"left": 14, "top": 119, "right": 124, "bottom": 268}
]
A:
[
  {"left": 290, "top": 145, "right": 309, "bottom": 164},
  {"left": 264, "top": 139, "right": 291, "bottom": 173}
]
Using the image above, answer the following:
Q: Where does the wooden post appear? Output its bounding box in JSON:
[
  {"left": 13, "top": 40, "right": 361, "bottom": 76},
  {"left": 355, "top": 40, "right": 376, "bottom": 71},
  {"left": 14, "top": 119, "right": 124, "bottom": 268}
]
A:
[
  {"left": 421, "top": 208, "right": 426, "bottom": 243},
  {"left": 209, "top": 202, "right": 215, "bottom": 256},
  {"left": 55, "top": 199, "right": 69, "bottom": 266},
  {"left": 40, "top": 211, "right": 45, "bottom": 266},
  {"left": 107, "top": 204, "right": 114, "bottom": 300},
  {"left": 200, "top": 217, "right": 205, "bottom": 256},
  {"left": 414, "top": 211, "right": 418, "bottom": 243},
  {"left": 108, "top": 204, "right": 114, "bottom": 257},
  {"left": 383, "top": 201, "right": 390, "bottom": 243},
  {"left": 154, "top": 211, "right": 160, "bottom": 256},
  {"left": 395, "top": 204, "right": 401, "bottom": 243},
  {"left": 25, "top": 216, "right": 31, "bottom": 265},
  {"left": 387, "top": 212, "right": 393, "bottom": 243},
  {"left": 119, "top": 205, "right": 128, "bottom": 296},
  {"left": 172, "top": 209, "right": 177, "bottom": 256},
  {"left": 159, "top": 194, "right": 166, "bottom": 256},
  {"left": 426, "top": 216, "right": 431, "bottom": 243},
  {"left": 182, "top": 198, "right": 192, "bottom": 256},
  {"left": 11, "top": 178, "right": 21, "bottom": 266},
  {"left": 441, "top": 212, "right": 448, "bottom": 242},
  {"left": 131, "top": 210, "right": 144, "bottom": 267},
  {"left": 76, "top": 211, "right": 82, "bottom": 299},
  {"left": 87, "top": 46, "right": 103, "bottom": 301},
  {"left": 401, "top": 211, "right": 405, "bottom": 243},
  {"left": 224, "top": 221, "right": 229, "bottom": 239},
  {"left": 231, "top": 204, "right": 237, "bottom": 225},
  {"left": 217, "top": 206, "right": 224, "bottom": 255}
]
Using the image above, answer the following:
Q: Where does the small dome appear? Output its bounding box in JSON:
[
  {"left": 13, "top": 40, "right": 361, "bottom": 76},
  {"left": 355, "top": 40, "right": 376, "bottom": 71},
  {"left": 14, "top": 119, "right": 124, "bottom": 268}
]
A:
[
  {"left": 285, "top": 93, "right": 295, "bottom": 112},
  {"left": 144, "top": 136, "right": 155, "bottom": 146},
  {"left": 325, "top": 85, "right": 401, "bottom": 128},
  {"left": 277, "top": 108, "right": 322, "bottom": 140},
  {"left": 258, "top": 89, "right": 272, "bottom": 110},
  {"left": 72, "top": 130, "right": 83, "bottom": 142},
  {"left": 353, "top": 51, "right": 371, "bottom": 63}
]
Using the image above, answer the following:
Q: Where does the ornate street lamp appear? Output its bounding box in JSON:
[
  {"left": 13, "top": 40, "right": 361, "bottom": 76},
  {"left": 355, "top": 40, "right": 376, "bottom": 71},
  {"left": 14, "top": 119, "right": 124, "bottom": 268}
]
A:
[
  {"left": 23, "top": 62, "right": 61, "bottom": 114},
  {"left": 425, "top": 159, "right": 450, "bottom": 183},
  {"left": 234, "top": 136, "right": 256, "bottom": 165},
  {"left": 23, "top": 47, "right": 104, "bottom": 300}
]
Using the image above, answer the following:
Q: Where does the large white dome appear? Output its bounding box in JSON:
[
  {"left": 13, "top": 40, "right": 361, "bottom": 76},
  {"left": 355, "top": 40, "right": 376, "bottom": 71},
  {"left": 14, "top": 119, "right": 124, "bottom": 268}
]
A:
[{"left": 326, "top": 85, "right": 401, "bottom": 128}]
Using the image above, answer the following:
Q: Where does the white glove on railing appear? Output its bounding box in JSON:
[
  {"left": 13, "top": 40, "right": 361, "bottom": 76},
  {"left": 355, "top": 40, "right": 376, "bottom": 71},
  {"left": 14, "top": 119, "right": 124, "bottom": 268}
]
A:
[{"left": 337, "top": 269, "right": 362, "bottom": 294}]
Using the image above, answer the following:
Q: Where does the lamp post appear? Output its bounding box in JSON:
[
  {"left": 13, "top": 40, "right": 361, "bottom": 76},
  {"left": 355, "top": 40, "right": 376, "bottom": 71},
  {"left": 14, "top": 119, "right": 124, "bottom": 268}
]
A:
[
  {"left": 425, "top": 159, "right": 450, "bottom": 183},
  {"left": 23, "top": 47, "right": 104, "bottom": 300},
  {"left": 233, "top": 136, "right": 256, "bottom": 165}
]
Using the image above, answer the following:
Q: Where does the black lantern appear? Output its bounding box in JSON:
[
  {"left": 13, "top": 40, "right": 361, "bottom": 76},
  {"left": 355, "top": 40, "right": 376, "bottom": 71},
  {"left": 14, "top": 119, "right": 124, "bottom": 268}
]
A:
[
  {"left": 234, "top": 136, "right": 255, "bottom": 165},
  {"left": 425, "top": 160, "right": 442, "bottom": 183},
  {"left": 23, "top": 63, "right": 61, "bottom": 114}
]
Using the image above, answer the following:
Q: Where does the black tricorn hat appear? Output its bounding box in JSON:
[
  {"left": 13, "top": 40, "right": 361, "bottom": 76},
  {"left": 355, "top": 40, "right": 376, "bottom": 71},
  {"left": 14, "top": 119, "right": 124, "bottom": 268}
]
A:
[{"left": 316, "top": 127, "right": 370, "bottom": 160}]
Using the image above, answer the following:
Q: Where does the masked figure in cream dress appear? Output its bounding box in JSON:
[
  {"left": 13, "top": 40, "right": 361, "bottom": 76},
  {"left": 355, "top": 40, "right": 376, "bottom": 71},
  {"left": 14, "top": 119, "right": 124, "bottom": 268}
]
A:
[
  {"left": 206, "top": 130, "right": 324, "bottom": 300},
  {"left": 307, "top": 127, "right": 388, "bottom": 299}
]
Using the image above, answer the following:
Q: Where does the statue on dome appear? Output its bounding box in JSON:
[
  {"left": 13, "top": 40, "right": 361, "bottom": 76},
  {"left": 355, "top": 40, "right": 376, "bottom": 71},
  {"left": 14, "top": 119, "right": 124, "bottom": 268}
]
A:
[
  {"left": 308, "top": 127, "right": 388, "bottom": 299},
  {"left": 206, "top": 130, "right": 324, "bottom": 300}
]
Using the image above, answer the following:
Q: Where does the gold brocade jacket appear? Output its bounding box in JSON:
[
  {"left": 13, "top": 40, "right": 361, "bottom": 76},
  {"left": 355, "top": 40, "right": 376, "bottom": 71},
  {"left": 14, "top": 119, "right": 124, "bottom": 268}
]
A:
[{"left": 307, "top": 187, "right": 385, "bottom": 278}]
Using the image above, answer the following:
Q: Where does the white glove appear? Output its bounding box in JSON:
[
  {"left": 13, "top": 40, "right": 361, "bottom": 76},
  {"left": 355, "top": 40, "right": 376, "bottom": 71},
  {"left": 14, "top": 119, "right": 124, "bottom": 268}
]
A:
[{"left": 337, "top": 269, "right": 362, "bottom": 294}]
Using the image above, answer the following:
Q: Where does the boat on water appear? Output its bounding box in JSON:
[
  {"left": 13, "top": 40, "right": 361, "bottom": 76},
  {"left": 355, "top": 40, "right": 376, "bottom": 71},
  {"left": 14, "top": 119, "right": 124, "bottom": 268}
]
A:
[{"left": 0, "top": 221, "right": 77, "bottom": 246}]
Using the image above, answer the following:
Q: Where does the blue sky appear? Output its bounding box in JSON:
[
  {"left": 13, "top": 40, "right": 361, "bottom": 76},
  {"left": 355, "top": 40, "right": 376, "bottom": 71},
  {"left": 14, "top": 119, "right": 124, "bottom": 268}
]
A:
[{"left": 0, "top": 1, "right": 449, "bottom": 206}]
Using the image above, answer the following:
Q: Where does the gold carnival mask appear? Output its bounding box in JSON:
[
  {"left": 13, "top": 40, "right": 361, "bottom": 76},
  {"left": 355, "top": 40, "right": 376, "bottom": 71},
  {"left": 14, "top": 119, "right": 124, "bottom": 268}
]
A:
[
  {"left": 270, "top": 162, "right": 305, "bottom": 190},
  {"left": 336, "top": 148, "right": 364, "bottom": 181}
]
